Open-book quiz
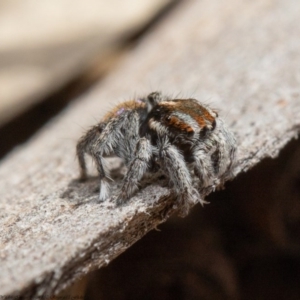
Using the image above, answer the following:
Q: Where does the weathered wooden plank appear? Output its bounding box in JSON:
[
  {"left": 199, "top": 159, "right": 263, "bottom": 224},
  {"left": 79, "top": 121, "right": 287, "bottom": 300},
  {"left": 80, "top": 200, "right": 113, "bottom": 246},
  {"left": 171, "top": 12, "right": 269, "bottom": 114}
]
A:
[{"left": 1, "top": 0, "right": 300, "bottom": 298}]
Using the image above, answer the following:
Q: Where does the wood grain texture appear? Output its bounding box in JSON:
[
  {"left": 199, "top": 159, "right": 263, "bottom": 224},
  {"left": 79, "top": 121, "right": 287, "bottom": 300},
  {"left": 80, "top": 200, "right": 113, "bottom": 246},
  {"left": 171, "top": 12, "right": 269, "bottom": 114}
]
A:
[{"left": 1, "top": 0, "right": 300, "bottom": 298}]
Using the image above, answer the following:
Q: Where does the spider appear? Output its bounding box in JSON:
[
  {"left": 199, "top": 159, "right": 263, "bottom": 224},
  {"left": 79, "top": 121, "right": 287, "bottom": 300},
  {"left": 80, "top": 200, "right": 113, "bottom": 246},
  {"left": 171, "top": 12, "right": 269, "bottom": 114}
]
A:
[{"left": 76, "top": 92, "right": 236, "bottom": 216}]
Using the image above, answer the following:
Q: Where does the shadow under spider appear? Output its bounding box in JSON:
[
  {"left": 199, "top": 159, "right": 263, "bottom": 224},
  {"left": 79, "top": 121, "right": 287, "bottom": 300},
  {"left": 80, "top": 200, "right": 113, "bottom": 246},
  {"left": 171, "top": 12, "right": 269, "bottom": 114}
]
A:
[{"left": 61, "top": 164, "right": 168, "bottom": 207}]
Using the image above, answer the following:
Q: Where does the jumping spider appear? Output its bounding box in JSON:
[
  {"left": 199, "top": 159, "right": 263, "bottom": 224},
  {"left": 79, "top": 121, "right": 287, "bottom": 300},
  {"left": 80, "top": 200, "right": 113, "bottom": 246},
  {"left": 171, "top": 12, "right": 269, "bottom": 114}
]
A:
[{"left": 76, "top": 92, "right": 236, "bottom": 216}]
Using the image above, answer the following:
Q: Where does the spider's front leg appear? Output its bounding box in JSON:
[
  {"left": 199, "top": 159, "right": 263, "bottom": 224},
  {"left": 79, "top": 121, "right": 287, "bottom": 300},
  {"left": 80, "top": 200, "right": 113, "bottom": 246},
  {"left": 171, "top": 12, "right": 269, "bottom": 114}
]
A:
[
  {"left": 193, "top": 146, "right": 218, "bottom": 191},
  {"left": 158, "top": 138, "right": 206, "bottom": 217},
  {"left": 116, "top": 137, "right": 152, "bottom": 205},
  {"left": 193, "top": 122, "right": 237, "bottom": 192},
  {"left": 212, "top": 123, "right": 237, "bottom": 186}
]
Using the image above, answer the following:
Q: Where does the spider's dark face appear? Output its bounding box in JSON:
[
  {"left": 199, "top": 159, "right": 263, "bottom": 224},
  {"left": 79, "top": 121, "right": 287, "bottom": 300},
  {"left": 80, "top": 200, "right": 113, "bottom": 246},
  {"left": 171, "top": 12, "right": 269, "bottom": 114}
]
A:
[{"left": 76, "top": 92, "right": 236, "bottom": 216}]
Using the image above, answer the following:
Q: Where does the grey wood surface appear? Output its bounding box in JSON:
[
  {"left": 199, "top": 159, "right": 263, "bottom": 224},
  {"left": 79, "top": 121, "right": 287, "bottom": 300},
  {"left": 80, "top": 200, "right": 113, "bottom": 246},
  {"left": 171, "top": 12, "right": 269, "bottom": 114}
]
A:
[{"left": 1, "top": 0, "right": 300, "bottom": 298}]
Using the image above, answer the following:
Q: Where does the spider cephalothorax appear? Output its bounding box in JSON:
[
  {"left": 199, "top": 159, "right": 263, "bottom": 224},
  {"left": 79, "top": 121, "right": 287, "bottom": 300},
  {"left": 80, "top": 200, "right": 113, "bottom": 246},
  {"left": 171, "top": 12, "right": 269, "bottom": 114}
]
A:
[{"left": 76, "top": 92, "right": 236, "bottom": 216}]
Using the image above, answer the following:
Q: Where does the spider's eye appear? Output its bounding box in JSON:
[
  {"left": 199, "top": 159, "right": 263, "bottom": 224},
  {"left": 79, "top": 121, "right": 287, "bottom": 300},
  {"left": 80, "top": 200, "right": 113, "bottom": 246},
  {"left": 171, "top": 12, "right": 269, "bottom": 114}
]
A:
[{"left": 152, "top": 108, "right": 161, "bottom": 118}]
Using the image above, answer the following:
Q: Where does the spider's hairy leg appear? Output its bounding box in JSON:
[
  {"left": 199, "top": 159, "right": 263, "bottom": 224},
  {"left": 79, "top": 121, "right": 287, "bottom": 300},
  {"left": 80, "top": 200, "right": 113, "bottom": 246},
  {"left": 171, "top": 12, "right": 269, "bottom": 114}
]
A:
[
  {"left": 86, "top": 113, "right": 130, "bottom": 200},
  {"left": 114, "top": 112, "right": 140, "bottom": 164},
  {"left": 213, "top": 123, "right": 237, "bottom": 186},
  {"left": 146, "top": 91, "right": 163, "bottom": 104},
  {"left": 116, "top": 137, "right": 152, "bottom": 205},
  {"left": 76, "top": 126, "right": 101, "bottom": 180},
  {"left": 145, "top": 91, "right": 164, "bottom": 112},
  {"left": 193, "top": 146, "right": 217, "bottom": 190},
  {"left": 194, "top": 127, "right": 237, "bottom": 193},
  {"left": 158, "top": 138, "right": 204, "bottom": 217}
]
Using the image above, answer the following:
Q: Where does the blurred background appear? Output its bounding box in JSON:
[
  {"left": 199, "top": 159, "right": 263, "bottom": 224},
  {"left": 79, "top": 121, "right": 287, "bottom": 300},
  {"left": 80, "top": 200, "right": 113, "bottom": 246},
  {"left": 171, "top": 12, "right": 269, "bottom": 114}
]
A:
[
  {"left": 0, "top": 0, "right": 176, "bottom": 158},
  {"left": 1, "top": 1, "right": 300, "bottom": 299}
]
